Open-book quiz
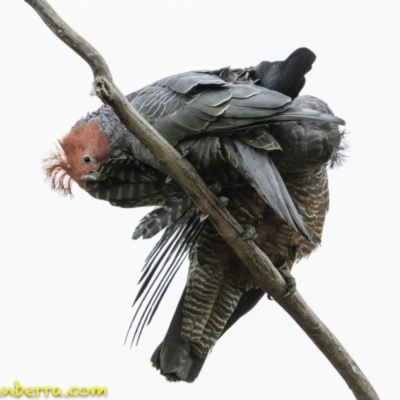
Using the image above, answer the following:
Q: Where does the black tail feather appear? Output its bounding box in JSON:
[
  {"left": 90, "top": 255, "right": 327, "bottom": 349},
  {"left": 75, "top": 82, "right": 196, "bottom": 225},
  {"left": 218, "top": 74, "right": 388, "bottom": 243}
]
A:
[
  {"left": 151, "top": 288, "right": 207, "bottom": 382},
  {"left": 253, "top": 47, "right": 316, "bottom": 99}
]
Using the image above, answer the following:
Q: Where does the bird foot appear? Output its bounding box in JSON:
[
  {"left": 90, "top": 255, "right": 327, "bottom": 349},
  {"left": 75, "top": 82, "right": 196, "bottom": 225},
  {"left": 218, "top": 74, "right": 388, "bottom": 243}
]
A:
[
  {"left": 278, "top": 263, "right": 296, "bottom": 297},
  {"left": 240, "top": 224, "right": 258, "bottom": 241},
  {"left": 209, "top": 181, "right": 222, "bottom": 194},
  {"left": 218, "top": 196, "right": 229, "bottom": 207},
  {"left": 199, "top": 214, "right": 209, "bottom": 223},
  {"left": 180, "top": 148, "right": 191, "bottom": 159}
]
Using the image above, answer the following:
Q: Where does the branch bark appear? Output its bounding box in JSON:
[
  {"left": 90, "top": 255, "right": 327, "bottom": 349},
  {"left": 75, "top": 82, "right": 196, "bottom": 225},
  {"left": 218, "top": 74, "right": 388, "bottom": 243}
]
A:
[{"left": 24, "top": 1, "right": 380, "bottom": 399}]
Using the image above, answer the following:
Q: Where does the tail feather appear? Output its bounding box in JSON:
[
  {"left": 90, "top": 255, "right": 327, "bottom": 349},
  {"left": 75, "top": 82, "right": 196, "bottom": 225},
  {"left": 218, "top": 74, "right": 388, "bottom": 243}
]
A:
[
  {"left": 151, "top": 287, "right": 266, "bottom": 382},
  {"left": 253, "top": 47, "right": 316, "bottom": 99},
  {"left": 150, "top": 223, "right": 248, "bottom": 382},
  {"left": 151, "top": 289, "right": 207, "bottom": 382},
  {"left": 220, "top": 289, "right": 265, "bottom": 336}
]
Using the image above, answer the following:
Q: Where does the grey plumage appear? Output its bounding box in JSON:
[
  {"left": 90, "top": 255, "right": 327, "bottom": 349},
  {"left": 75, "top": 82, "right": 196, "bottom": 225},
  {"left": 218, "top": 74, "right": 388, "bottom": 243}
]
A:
[
  {"left": 84, "top": 78, "right": 343, "bottom": 236},
  {"left": 130, "top": 72, "right": 343, "bottom": 144},
  {"left": 54, "top": 48, "right": 345, "bottom": 382}
]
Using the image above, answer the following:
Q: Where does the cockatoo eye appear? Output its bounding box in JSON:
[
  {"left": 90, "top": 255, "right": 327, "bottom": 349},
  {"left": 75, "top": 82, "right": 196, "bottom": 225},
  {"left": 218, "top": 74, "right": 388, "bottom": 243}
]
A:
[{"left": 82, "top": 155, "right": 93, "bottom": 164}]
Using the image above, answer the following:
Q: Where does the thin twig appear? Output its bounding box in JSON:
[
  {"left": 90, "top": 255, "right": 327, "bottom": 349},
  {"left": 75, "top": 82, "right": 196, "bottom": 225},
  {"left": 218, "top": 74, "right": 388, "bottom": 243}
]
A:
[{"left": 24, "top": 1, "right": 380, "bottom": 399}]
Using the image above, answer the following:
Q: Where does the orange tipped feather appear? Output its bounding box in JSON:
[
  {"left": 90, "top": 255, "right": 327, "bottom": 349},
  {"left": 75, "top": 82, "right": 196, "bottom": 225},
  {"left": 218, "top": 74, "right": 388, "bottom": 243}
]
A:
[{"left": 43, "top": 147, "right": 73, "bottom": 196}]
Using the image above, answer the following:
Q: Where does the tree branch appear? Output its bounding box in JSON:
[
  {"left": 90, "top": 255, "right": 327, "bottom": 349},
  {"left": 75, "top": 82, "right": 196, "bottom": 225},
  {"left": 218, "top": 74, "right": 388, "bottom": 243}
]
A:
[{"left": 24, "top": 1, "right": 379, "bottom": 399}]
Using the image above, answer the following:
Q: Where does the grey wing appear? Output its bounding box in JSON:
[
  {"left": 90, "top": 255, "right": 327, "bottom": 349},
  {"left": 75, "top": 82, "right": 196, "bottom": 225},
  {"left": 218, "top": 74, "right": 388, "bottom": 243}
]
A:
[
  {"left": 131, "top": 71, "right": 343, "bottom": 145},
  {"left": 231, "top": 139, "right": 318, "bottom": 242},
  {"left": 125, "top": 73, "right": 343, "bottom": 240},
  {"left": 130, "top": 71, "right": 294, "bottom": 144},
  {"left": 130, "top": 72, "right": 229, "bottom": 143}
]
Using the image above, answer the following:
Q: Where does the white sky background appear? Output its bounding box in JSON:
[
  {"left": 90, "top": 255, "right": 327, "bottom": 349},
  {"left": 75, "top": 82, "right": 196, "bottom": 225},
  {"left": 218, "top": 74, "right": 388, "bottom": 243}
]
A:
[{"left": 1, "top": 0, "right": 399, "bottom": 398}]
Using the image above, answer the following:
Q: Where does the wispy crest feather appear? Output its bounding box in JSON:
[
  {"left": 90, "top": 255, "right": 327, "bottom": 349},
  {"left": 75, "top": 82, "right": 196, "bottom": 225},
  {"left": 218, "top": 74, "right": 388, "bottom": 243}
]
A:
[{"left": 43, "top": 145, "right": 73, "bottom": 196}]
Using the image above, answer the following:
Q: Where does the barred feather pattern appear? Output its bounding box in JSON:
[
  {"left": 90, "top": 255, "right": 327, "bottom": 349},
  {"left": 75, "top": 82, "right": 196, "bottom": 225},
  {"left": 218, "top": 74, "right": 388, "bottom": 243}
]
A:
[
  {"left": 126, "top": 206, "right": 208, "bottom": 346},
  {"left": 181, "top": 165, "right": 329, "bottom": 358},
  {"left": 43, "top": 48, "right": 346, "bottom": 383},
  {"left": 83, "top": 157, "right": 185, "bottom": 208},
  {"left": 283, "top": 167, "right": 329, "bottom": 261},
  {"left": 182, "top": 225, "right": 244, "bottom": 357},
  {"left": 133, "top": 197, "right": 193, "bottom": 239},
  {"left": 127, "top": 159, "right": 331, "bottom": 361},
  {"left": 190, "top": 277, "right": 243, "bottom": 357}
]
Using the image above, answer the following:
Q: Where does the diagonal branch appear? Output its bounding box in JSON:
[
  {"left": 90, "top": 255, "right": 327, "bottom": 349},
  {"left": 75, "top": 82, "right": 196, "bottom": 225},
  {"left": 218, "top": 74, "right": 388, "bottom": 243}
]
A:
[{"left": 24, "top": 1, "right": 379, "bottom": 399}]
